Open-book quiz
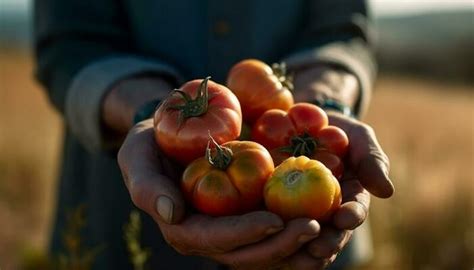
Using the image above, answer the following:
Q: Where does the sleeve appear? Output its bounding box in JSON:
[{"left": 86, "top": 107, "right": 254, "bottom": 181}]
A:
[
  {"left": 34, "top": 0, "right": 183, "bottom": 152},
  {"left": 283, "top": 0, "right": 377, "bottom": 117}
]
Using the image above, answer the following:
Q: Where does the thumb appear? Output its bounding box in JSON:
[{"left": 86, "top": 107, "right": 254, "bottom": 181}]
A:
[
  {"left": 128, "top": 174, "right": 186, "bottom": 224},
  {"left": 328, "top": 114, "right": 394, "bottom": 198},
  {"left": 118, "top": 120, "right": 186, "bottom": 224}
]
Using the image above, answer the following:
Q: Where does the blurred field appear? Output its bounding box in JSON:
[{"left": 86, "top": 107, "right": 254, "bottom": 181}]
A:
[
  {"left": 0, "top": 51, "right": 63, "bottom": 269},
  {"left": 0, "top": 51, "right": 473, "bottom": 269}
]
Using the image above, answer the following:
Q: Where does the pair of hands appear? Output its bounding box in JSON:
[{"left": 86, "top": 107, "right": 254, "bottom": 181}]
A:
[{"left": 109, "top": 66, "right": 394, "bottom": 269}]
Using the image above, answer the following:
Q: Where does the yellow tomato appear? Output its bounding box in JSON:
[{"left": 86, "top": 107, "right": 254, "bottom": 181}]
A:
[{"left": 264, "top": 156, "right": 341, "bottom": 222}]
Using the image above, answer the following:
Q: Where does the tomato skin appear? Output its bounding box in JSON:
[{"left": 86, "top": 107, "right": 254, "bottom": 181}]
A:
[
  {"left": 181, "top": 141, "right": 274, "bottom": 216},
  {"left": 252, "top": 103, "right": 348, "bottom": 179},
  {"left": 287, "top": 103, "right": 328, "bottom": 135},
  {"left": 227, "top": 59, "right": 294, "bottom": 124},
  {"left": 271, "top": 149, "right": 344, "bottom": 179},
  {"left": 251, "top": 109, "right": 295, "bottom": 150},
  {"left": 316, "top": 126, "right": 349, "bottom": 157},
  {"left": 264, "top": 156, "right": 341, "bottom": 222},
  {"left": 154, "top": 78, "right": 242, "bottom": 165},
  {"left": 312, "top": 151, "right": 344, "bottom": 180}
]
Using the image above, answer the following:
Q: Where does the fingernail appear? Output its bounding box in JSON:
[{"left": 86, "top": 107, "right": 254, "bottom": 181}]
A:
[
  {"left": 265, "top": 226, "right": 284, "bottom": 235},
  {"left": 156, "top": 195, "right": 174, "bottom": 223},
  {"left": 298, "top": 234, "right": 318, "bottom": 243}
]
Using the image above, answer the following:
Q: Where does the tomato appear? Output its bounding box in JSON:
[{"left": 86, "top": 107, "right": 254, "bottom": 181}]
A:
[
  {"left": 181, "top": 138, "right": 274, "bottom": 216},
  {"left": 270, "top": 149, "right": 343, "bottom": 179},
  {"left": 154, "top": 77, "right": 242, "bottom": 165},
  {"left": 226, "top": 59, "right": 294, "bottom": 124},
  {"left": 252, "top": 103, "right": 348, "bottom": 178},
  {"left": 264, "top": 156, "right": 341, "bottom": 222}
]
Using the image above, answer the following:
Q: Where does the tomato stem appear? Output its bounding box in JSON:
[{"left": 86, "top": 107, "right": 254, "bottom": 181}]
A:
[
  {"left": 167, "top": 77, "right": 211, "bottom": 124},
  {"left": 206, "top": 133, "right": 233, "bottom": 170},
  {"left": 271, "top": 62, "right": 294, "bottom": 92},
  {"left": 279, "top": 132, "right": 318, "bottom": 157}
]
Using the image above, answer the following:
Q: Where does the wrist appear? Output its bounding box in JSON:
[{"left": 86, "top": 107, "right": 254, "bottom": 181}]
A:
[
  {"left": 133, "top": 99, "right": 162, "bottom": 125},
  {"left": 102, "top": 76, "right": 174, "bottom": 135},
  {"left": 312, "top": 98, "right": 354, "bottom": 117},
  {"left": 292, "top": 64, "right": 360, "bottom": 115}
]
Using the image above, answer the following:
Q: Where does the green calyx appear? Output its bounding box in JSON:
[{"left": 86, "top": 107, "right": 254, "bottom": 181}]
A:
[
  {"left": 271, "top": 62, "right": 294, "bottom": 92},
  {"left": 167, "top": 76, "right": 211, "bottom": 124},
  {"left": 279, "top": 132, "right": 318, "bottom": 157},
  {"left": 205, "top": 133, "right": 233, "bottom": 170}
]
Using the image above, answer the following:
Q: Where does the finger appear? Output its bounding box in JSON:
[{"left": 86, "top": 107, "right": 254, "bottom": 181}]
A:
[
  {"left": 328, "top": 113, "right": 394, "bottom": 198},
  {"left": 160, "top": 154, "right": 183, "bottom": 183},
  {"left": 158, "top": 211, "right": 284, "bottom": 255},
  {"left": 118, "top": 119, "right": 186, "bottom": 224},
  {"left": 333, "top": 179, "right": 370, "bottom": 230},
  {"left": 307, "top": 227, "right": 353, "bottom": 259},
  {"left": 285, "top": 252, "right": 338, "bottom": 270},
  {"left": 283, "top": 251, "right": 327, "bottom": 270},
  {"left": 334, "top": 202, "right": 367, "bottom": 230},
  {"left": 214, "top": 219, "right": 320, "bottom": 268}
]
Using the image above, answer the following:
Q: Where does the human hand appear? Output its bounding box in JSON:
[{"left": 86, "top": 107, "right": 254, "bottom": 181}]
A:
[
  {"left": 304, "top": 113, "right": 393, "bottom": 268},
  {"left": 292, "top": 65, "right": 360, "bottom": 111},
  {"left": 293, "top": 65, "right": 393, "bottom": 197},
  {"left": 288, "top": 66, "right": 393, "bottom": 267},
  {"left": 118, "top": 119, "right": 325, "bottom": 269},
  {"left": 102, "top": 76, "right": 174, "bottom": 138}
]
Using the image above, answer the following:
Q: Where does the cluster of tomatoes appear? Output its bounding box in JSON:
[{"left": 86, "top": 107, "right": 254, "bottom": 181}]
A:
[{"left": 153, "top": 59, "right": 349, "bottom": 222}]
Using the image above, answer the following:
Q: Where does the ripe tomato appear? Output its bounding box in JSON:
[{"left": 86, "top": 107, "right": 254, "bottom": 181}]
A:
[
  {"left": 264, "top": 156, "right": 341, "bottom": 221},
  {"left": 181, "top": 138, "right": 274, "bottom": 216},
  {"left": 270, "top": 149, "right": 344, "bottom": 179},
  {"left": 226, "top": 59, "right": 294, "bottom": 124},
  {"left": 154, "top": 77, "right": 242, "bottom": 165},
  {"left": 252, "top": 103, "right": 348, "bottom": 178}
]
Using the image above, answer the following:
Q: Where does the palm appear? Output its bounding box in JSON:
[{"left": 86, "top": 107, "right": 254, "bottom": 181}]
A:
[{"left": 300, "top": 113, "right": 393, "bottom": 264}]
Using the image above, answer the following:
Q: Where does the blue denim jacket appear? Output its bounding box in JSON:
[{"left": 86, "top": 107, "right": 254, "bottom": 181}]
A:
[{"left": 34, "top": 0, "right": 375, "bottom": 269}]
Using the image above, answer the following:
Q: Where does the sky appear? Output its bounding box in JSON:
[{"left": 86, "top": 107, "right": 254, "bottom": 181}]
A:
[
  {"left": 370, "top": 0, "right": 473, "bottom": 16},
  {"left": 1, "top": 0, "right": 473, "bottom": 16}
]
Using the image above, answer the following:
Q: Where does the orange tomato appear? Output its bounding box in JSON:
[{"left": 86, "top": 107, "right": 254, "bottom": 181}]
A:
[
  {"left": 264, "top": 156, "right": 341, "bottom": 222},
  {"left": 227, "top": 59, "right": 294, "bottom": 124},
  {"left": 181, "top": 139, "right": 274, "bottom": 216}
]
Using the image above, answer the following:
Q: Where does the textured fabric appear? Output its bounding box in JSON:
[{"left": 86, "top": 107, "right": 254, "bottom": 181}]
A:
[
  {"left": 284, "top": 38, "right": 376, "bottom": 117},
  {"left": 34, "top": 0, "right": 376, "bottom": 269},
  {"left": 65, "top": 57, "right": 182, "bottom": 152}
]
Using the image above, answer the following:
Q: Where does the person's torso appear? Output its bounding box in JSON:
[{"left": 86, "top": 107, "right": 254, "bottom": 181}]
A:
[{"left": 123, "top": 0, "right": 307, "bottom": 82}]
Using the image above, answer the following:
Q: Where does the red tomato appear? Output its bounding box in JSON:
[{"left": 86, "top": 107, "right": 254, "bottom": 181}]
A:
[
  {"left": 227, "top": 59, "right": 294, "bottom": 124},
  {"left": 181, "top": 138, "right": 274, "bottom": 216},
  {"left": 154, "top": 77, "right": 242, "bottom": 165},
  {"left": 264, "top": 156, "right": 341, "bottom": 222},
  {"left": 252, "top": 103, "right": 348, "bottom": 178}
]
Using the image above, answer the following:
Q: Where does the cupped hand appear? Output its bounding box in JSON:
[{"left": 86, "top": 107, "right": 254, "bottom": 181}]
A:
[
  {"left": 299, "top": 112, "right": 393, "bottom": 267},
  {"left": 293, "top": 65, "right": 393, "bottom": 197},
  {"left": 292, "top": 65, "right": 394, "bottom": 267},
  {"left": 327, "top": 112, "right": 393, "bottom": 199},
  {"left": 280, "top": 173, "right": 370, "bottom": 269},
  {"left": 117, "top": 119, "right": 323, "bottom": 269}
]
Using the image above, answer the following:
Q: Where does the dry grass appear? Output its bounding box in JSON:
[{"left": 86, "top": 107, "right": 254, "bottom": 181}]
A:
[
  {"left": 0, "top": 51, "right": 473, "bottom": 269},
  {"left": 361, "top": 77, "right": 474, "bottom": 270},
  {"left": 0, "top": 51, "right": 62, "bottom": 269}
]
